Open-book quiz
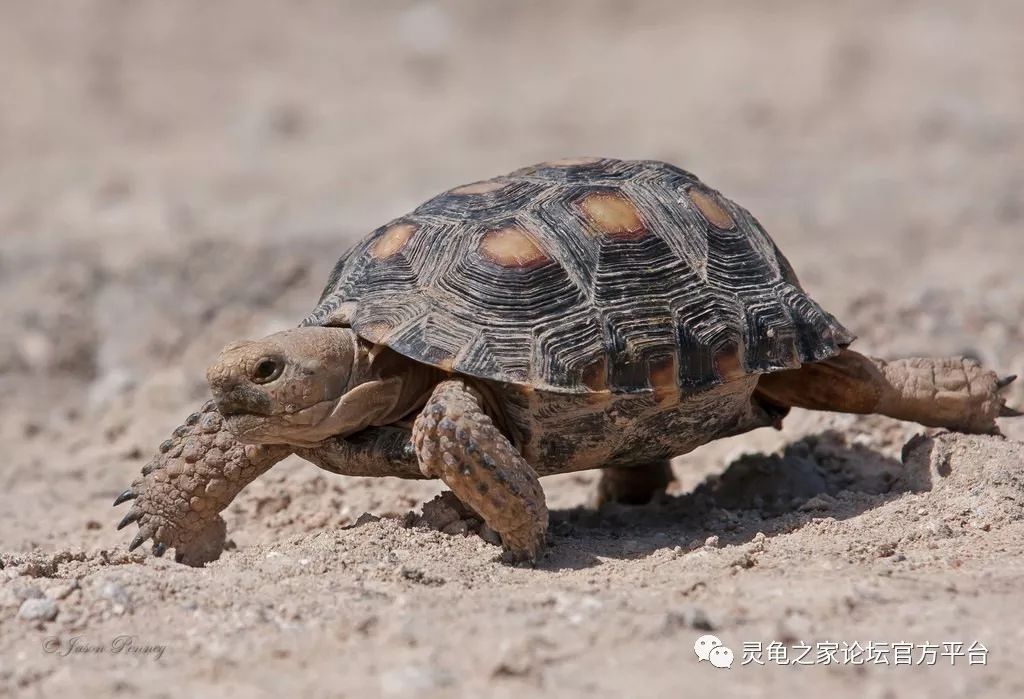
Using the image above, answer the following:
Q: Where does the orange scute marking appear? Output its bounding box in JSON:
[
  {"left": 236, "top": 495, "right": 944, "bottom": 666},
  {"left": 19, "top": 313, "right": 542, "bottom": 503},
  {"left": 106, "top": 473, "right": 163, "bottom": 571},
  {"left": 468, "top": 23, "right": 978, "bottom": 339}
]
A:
[
  {"left": 451, "top": 179, "right": 507, "bottom": 195},
  {"left": 581, "top": 356, "right": 609, "bottom": 392},
  {"left": 648, "top": 354, "right": 679, "bottom": 402},
  {"left": 577, "top": 191, "right": 646, "bottom": 239},
  {"left": 478, "top": 226, "right": 551, "bottom": 269},
  {"left": 713, "top": 343, "right": 746, "bottom": 381},
  {"left": 370, "top": 223, "right": 417, "bottom": 259},
  {"left": 688, "top": 187, "right": 736, "bottom": 230}
]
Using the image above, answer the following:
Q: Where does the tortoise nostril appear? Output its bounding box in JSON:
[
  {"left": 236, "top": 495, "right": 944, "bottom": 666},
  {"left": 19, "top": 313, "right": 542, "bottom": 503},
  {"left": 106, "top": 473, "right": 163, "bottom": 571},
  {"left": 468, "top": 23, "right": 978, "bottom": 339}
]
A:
[{"left": 252, "top": 358, "right": 283, "bottom": 384}]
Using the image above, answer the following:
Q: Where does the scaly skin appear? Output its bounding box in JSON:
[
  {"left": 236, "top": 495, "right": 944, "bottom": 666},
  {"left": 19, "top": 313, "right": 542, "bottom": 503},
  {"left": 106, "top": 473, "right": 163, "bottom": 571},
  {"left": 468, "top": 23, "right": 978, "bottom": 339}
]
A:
[
  {"left": 873, "top": 356, "right": 1017, "bottom": 433},
  {"left": 412, "top": 379, "right": 548, "bottom": 563},
  {"left": 757, "top": 349, "right": 1019, "bottom": 434},
  {"left": 294, "top": 425, "right": 423, "bottom": 479},
  {"left": 114, "top": 400, "right": 292, "bottom": 566}
]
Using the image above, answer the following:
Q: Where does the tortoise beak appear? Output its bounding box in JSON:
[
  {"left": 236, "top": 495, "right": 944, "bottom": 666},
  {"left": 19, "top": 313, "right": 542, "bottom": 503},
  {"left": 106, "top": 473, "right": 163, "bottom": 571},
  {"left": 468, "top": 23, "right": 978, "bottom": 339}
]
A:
[{"left": 208, "top": 376, "right": 273, "bottom": 417}]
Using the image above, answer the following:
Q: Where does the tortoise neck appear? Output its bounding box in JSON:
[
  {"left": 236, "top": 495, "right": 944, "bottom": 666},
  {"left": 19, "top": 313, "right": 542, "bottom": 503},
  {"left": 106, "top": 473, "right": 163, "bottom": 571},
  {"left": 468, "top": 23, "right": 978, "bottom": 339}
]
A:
[{"left": 363, "top": 340, "right": 445, "bottom": 424}]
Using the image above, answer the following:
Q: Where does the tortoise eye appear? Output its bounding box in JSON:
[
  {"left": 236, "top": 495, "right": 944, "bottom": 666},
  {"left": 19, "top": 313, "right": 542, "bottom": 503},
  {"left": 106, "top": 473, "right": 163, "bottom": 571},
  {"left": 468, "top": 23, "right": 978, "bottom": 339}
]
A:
[{"left": 252, "top": 358, "right": 283, "bottom": 384}]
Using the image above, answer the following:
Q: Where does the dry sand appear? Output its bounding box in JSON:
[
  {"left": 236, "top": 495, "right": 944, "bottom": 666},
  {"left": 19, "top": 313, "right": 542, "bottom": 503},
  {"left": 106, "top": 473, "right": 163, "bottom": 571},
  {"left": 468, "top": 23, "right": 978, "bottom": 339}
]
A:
[{"left": 1, "top": 2, "right": 1023, "bottom": 697}]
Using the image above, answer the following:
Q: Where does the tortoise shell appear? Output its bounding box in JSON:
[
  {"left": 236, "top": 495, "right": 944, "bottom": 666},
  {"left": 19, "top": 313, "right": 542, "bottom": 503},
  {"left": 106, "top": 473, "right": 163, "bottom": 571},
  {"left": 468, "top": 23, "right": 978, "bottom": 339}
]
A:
[{"left": 303, "top": 158, "right": 854, "bottom": 394}]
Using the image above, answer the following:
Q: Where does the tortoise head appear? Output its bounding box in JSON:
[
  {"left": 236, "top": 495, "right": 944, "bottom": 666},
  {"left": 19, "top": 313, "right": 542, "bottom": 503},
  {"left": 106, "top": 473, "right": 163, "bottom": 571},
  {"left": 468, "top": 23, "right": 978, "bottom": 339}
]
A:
[{"left": 206, "top": 326, "right": 403, "bottom": 447}]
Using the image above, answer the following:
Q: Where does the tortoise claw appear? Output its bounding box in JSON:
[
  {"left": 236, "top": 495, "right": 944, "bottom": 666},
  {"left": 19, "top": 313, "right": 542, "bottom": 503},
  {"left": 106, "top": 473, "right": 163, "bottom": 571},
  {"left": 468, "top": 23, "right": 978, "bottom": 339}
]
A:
[
  {"left": 116, "top": 509, "right": 142, "bottom": 531},
  {"left": 152, "top": 542, "right": 167, "bottom": 558},
  {"left": 997, "top": 375, "right": 1017, "bottom": 390},
  {"left": 1000, "top": 405, "right": 1022, "bottom": 418},
  {"left": 112, "top": 489, "right": 136, "bottom": 507},
  {"left": 128, "top": 530, "right": 152, "bottom": 552}
]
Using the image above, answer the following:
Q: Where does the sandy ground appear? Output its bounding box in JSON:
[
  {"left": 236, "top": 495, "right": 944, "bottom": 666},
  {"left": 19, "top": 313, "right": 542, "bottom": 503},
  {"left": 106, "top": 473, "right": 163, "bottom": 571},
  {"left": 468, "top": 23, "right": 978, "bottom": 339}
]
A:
[{"left": 2, "top": 1, "right": 1024, "bottom": 697}]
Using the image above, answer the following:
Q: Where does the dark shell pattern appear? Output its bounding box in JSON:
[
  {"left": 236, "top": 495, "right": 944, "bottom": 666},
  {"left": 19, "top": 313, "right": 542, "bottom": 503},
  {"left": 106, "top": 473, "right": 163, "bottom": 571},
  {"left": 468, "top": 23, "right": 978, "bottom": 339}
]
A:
[{"left": 303, "top": 158, "right": 854, "bottom": 395}]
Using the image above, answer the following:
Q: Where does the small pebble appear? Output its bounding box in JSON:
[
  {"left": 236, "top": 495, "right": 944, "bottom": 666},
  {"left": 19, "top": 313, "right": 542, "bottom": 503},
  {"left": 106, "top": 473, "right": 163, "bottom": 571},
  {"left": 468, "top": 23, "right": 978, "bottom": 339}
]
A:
[
  {"left": 704, "top": 535, "right": 720, "bottom": 548},
  {"left": 18, "top": 598, "right": 58, "bottom": 622},
  {"left": 99, "top": 581, "right": 133, "bottom": 613}
]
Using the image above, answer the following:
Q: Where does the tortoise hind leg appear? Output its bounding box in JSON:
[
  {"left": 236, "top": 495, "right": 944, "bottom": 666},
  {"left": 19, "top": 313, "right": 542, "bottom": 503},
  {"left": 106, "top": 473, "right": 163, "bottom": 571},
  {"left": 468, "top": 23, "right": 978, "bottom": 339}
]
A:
[
  {"left": 412, "top": 379, "right": 548, "bottom": 563},
  {"left": 755, "top": 348, "right": 1018, "bottom": 434},
  {"left": 595, "top": 461, "right": 675, "bottom": 506}
]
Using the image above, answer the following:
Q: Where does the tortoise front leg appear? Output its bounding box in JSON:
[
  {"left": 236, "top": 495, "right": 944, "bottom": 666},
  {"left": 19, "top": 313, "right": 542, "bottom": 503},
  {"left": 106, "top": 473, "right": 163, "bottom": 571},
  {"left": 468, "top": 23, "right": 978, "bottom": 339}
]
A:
[
  {"left": 114, "top": 400, "right": 292, "bottom": 566},
  {"left": 412, "top": 379, "right": 548, "bottom": 563},
  {"left": 293, "top": 425, "right": 425, "bottom": 479},
  {"left": 756, "top": 349, "right": 1019, "bottom": 434}
]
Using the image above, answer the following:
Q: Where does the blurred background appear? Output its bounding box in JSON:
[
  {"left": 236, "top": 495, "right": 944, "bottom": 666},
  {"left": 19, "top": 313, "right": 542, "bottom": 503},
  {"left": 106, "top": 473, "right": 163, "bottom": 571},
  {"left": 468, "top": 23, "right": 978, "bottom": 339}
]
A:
[
  {"left": 3, "top": 0, "right": 1022, "bottom": 460},
  {"left": 4, "top": 0, "right": 1024, "bottom": 578},
  {"left": 1, "top": 2, "right": 1023, "bottom": 696}
]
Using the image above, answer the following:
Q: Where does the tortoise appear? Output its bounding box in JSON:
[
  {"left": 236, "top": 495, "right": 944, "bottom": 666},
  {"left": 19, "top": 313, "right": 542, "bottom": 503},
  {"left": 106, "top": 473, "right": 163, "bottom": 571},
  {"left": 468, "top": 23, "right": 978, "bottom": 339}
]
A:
[{"left": 115, "top": 157, "right": 1020, "bottom": 565}]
